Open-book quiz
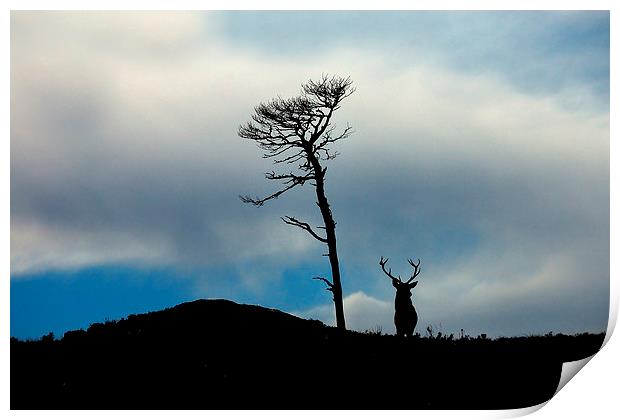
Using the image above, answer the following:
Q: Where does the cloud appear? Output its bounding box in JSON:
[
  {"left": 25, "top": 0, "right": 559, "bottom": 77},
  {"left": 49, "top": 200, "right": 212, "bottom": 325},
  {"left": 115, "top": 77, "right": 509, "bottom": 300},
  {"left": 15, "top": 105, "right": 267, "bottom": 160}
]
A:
[
  {"left": 11, "top": 11, "right": 609, "bottom": 335},
  {"left": 300, "top": 248, "right": 609, "bottom": 337},
  {"left": 216, "top": 11, "right": 609, "bottom": 109},
  {"left": 11, "top": 12, "right": 322, "bottom": 274},
  {"left": 296, "top": 291, "right": 394, "bottom": 334}
]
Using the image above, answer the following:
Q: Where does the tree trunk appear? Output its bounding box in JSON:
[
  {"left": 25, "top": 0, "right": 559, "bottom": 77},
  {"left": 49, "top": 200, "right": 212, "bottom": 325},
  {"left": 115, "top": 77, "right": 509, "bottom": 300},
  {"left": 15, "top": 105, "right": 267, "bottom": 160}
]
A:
[{"left": 310, "top": 159, "right": 346, "bottom": 330}]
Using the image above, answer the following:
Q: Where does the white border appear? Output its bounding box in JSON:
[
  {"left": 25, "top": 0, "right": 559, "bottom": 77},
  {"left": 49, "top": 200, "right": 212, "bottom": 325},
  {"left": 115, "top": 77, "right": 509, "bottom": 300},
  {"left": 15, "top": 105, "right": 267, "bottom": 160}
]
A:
[{"left": 3, "top": 1, "right": 616, "bottom": 419}]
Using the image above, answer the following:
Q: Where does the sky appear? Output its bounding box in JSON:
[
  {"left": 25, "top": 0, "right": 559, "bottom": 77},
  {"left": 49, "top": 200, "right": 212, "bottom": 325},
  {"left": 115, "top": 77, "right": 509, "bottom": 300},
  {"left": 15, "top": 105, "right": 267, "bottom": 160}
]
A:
[{"left": 10, "top": 11, "right": 610, "bottom": 339}]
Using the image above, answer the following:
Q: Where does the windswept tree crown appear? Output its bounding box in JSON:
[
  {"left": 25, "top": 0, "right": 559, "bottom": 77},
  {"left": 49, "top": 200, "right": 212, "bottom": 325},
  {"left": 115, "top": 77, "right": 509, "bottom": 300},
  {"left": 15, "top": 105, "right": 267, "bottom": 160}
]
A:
[{"left": 238, "top": 75, "right": 355, "bottom": 206}]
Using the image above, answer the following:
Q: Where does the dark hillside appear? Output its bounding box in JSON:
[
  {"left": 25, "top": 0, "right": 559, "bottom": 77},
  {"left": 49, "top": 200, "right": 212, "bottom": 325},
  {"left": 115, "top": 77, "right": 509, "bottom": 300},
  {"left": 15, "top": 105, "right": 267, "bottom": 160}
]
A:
[{"left": 11, "top": 299, "right": 605, "bottom": 409}]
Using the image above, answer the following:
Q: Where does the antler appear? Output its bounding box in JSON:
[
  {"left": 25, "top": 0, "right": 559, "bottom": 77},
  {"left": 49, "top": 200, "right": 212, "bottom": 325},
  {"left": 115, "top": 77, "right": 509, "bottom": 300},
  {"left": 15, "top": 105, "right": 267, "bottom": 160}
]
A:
[
  {"left": 406, "top": 258, "right": 421, "bottom": 284},
  {"left": 379, "top": 256, "right": 401, "bottom": 282}
]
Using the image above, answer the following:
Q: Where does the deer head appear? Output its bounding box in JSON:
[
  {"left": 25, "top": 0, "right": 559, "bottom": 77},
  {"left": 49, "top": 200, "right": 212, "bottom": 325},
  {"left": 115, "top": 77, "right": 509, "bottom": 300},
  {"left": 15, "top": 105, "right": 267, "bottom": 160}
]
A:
[
  {"left": 379, "top": 256, "right": 421, "bottom": 293},
  {"left": 379, "top": 256, "right": 422, "bottom": 337}
]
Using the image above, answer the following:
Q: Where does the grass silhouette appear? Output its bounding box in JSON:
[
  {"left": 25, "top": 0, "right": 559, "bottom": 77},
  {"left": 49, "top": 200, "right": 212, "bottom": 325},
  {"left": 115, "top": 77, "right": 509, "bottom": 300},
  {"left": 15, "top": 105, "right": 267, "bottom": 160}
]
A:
[{"left": 11, "top": 299, "right": 604, "bottom": 409}]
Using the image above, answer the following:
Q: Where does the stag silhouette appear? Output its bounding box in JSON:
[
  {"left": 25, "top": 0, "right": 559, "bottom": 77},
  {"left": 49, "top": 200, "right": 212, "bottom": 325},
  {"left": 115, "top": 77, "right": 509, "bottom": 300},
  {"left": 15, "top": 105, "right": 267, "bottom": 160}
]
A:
[{"left": 380, "top": 257, "right": 422, "bottom": 337}]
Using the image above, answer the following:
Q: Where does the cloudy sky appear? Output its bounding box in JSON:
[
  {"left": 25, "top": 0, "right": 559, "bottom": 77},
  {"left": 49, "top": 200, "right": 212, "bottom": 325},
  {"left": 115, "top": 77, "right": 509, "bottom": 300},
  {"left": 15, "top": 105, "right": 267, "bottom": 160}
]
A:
[{"left": 10, "top": 11, "right": 609, "bottom": 339}]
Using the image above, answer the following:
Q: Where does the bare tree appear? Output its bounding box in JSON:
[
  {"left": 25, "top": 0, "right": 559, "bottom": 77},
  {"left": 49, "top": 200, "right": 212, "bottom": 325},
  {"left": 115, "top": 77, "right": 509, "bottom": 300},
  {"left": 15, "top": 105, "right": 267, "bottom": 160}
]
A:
[{"left": 238, "top": 75, "right": 355, "bottom": 330}]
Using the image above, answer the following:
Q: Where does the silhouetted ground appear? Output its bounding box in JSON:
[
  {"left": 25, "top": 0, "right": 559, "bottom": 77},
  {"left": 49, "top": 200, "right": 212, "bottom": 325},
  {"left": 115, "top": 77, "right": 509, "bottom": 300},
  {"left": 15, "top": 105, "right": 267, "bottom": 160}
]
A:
[{"left": 11, "top": 299, "right": 605, "bottom": 409}]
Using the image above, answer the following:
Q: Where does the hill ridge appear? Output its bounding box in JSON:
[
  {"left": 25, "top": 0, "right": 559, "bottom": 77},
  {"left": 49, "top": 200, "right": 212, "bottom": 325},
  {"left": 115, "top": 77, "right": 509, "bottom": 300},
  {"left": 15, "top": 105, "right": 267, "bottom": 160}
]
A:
[{"left": 11, "top": 298, "right": 604, "bottom": 409}]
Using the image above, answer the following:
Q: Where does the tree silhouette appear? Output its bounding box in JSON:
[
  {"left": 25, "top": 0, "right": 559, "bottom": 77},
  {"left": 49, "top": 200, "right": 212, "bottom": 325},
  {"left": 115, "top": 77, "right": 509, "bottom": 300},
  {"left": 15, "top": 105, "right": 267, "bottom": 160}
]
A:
[{"left": 238, "top": 75, "right": 355, "bottom": 330}]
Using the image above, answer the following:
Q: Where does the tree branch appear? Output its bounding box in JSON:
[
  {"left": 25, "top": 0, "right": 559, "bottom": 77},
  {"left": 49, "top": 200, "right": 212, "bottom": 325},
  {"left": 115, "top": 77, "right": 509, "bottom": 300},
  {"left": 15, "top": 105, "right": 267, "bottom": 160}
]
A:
[
  {"left": 266, "top": 171, "right": 314, "bottom": 184},
  {"left": 272, "top": 150, "right": 306, "bottom": 165},
  {"left": 239, "top": 181, "right": 302, "bottom": 207},
  {"left": 316, "top": 124, "right": 353, "bottom": 151},
  {"left": 281, "top": 215, "right": 328, "bottom": 243},
  {"left": 313, "top": 276, "right": 334, "bottom": 292}
]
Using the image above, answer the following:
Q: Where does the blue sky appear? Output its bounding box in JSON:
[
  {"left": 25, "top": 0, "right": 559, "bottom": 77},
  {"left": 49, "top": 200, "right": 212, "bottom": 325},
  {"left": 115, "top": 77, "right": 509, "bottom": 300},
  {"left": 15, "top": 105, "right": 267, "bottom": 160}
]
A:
[{"left": 11, "top": 11, "right": 609, "bottom": 339}]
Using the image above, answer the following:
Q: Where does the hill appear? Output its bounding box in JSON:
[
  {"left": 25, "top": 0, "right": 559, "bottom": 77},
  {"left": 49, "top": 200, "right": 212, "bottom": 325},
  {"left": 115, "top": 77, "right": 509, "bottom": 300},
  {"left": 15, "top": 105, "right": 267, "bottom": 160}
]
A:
[{"left": 11, "top": 299, "right": 605, "bottom": 409}]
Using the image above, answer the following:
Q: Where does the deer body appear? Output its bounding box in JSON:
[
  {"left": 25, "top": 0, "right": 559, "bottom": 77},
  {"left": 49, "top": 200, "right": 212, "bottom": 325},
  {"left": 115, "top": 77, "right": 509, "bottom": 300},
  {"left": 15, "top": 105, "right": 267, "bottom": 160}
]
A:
[
  {"left": 393, "top": 280, "right": 418, "bottom": 337},
  {"left": 380, "top": 257, "right": 422, "bottom": 337}
]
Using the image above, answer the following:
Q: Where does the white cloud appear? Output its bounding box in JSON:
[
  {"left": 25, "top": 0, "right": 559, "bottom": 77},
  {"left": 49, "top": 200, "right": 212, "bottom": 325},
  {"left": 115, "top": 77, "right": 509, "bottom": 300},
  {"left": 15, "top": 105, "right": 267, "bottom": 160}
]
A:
[
  {"left": 296, "top": 291, "right": 394, "bottom": 334},
  {"left": 299, "top": 246, "right": 608, "bottom": 337},
  {"left": 10, "top": 218, "right": 173, "bottom": 275}
]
